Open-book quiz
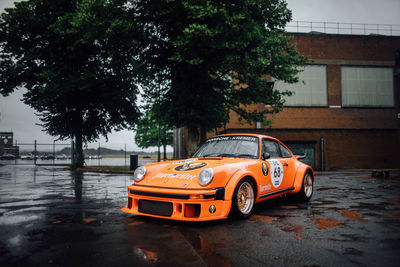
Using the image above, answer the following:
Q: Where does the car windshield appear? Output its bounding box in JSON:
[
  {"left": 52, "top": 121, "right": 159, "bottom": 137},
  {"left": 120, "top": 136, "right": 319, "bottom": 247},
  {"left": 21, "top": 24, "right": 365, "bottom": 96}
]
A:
[{"left": 193, "top": 135, "right": 259, "bottom": 159}]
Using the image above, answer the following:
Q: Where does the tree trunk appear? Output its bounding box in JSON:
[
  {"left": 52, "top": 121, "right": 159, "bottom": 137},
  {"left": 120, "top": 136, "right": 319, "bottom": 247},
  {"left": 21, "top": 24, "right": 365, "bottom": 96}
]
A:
[
  {"left": 73, "top": 131, "right": 85, "bottom": 168},
  {"left": 186, "top": 126, "right": 199, "bottom": 158},
  {"left": 163, "top": 144, "right": 167, "bottom": 160},
  {"left": 199, "top": 127, "right": 207, "bottom": 144}
]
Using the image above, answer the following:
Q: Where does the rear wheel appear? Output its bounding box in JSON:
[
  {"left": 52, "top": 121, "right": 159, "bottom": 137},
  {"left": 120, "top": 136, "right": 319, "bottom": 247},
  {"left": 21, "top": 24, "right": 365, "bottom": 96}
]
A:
[
  {"left": 296, "top": 172, "right": 313, "bottom": 202},
  {"left": 230, "top": 178, "right": 255, "bottom": 219}
]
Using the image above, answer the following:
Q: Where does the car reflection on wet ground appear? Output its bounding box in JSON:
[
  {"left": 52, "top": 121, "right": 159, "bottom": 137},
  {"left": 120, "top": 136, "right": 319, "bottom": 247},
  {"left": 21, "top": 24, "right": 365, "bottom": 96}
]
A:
[{"left": 0, "top": 165, "right": 399, "bottom": 266}]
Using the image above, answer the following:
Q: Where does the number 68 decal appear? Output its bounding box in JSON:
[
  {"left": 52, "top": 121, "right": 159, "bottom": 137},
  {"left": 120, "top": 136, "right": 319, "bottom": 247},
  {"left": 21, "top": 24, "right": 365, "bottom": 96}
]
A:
[{"left": 268, "top": 160, "right": 284, "bottom": 188}]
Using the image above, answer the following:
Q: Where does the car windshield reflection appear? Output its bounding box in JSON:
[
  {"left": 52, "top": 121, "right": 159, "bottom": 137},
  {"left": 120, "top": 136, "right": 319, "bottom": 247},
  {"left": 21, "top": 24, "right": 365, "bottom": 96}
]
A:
[{"left": 193, "top": 135, "right": 259, "bottom": 159}]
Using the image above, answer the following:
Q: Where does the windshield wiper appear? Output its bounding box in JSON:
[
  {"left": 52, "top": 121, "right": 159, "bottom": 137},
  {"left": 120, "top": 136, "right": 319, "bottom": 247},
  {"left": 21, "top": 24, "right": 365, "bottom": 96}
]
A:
[
  {"left": 199, "top": 153, "right": 221, "bottom": 157},
  {"left": 200, "top": 153, "right": 256, "bottom": 158},
  {"left": 200, "top": 153, "right": 236, "bottom": 158},
  {"left": 234, "top": 154, "right": 257, "bottom": 159}
]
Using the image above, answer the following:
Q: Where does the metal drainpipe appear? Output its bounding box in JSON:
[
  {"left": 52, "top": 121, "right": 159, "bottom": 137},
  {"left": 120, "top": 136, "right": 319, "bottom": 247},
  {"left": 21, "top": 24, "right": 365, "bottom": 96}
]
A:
[{"left": 320, "top": 136, "right": 325, "bottom": 171}]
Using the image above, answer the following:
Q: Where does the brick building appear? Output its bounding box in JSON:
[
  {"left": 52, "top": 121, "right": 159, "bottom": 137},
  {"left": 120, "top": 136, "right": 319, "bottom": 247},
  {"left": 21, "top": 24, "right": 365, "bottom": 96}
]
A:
[
  {"left": 224, "top": 33, "right": 400, "bottom": 170},
  {"left": 0, "top": 132, "right": 19, "bottom": 157}
]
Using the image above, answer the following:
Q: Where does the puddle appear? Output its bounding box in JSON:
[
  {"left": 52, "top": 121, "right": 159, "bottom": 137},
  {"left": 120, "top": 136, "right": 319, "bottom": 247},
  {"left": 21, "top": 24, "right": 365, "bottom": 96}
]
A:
[
  {"left": 83, "top": 218, "right": 97, "bottom": 224},
  {"left": 340, "top": 210, "right": 369, "bottom": 222},
  {"left": 8, "top": 235, "right": 23, "bottom": 246},
  {"left": 386, "top": 197, "right": 400, "bottom": 206},
  {"left": 317, "top": 187, "right": 338, "bottom": 191},
  {"left": 343, "top": 247, "right": 363, "bottom": 256},
  {"left": 312, "top": 217, "right": 344, "bottom": 230},
  {"left": 250, "top": 215, "right": 279, "bottom": 224},
  {"left": 183, "top": 232, "right": 231, "bottom": 267},
  {"left": 134, "top": 247, "right": 159, "bottom": 264},
  {"left": 340, "top": 233, "right": 368, "bottom": 242},
  {"left": 0, "top": 214, "right": 41, "bottom": 225},
  {"left": 128, "top": 220, "right": 145, "bottom": 226},
  {"left": 313, "top": 200, "right": 338, "bottom": 206},
  {"left": 280, "top": 205, "right": 298, "bottom": 209},
  {"left": 281, "top": 225, "right": 303, "bottom": 234},
  {"left": 261, "top": 229, "right": 270, "bottom": 237},
  {"left": 280, "top": 224, "right": 303, "bottom": 239}
]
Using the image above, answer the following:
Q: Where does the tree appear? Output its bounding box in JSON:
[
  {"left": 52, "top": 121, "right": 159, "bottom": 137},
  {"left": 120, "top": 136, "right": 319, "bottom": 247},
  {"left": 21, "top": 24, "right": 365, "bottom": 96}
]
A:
[
  {"left": 135, "top": 110, "right": 173, "bottom": 161},
  {"left": 0, "top": 0, "right": 143, "bottom": 167},
  {"left": 139, "top": 0, "right": 306, "bottom": 156}
]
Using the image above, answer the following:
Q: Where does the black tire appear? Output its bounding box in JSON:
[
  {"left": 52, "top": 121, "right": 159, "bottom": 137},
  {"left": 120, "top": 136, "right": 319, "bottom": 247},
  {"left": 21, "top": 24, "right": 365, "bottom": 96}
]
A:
[
  {"left": 295, "top": 172, "right": 313, "bottom": 202},
  {"left": 230, "top": 178, "right": 255, "bottom": 219}
]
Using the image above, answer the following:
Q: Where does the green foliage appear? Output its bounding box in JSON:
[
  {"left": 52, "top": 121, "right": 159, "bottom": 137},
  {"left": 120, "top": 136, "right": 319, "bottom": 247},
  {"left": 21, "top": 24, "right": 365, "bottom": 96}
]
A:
[
  {"left": 135, "top": 110, "right": 173, "bottom": 149},
  {"left": 139, "top": 0, "right": 307, "bottom": 131},
  {"left": 0, "top": 0, "right": 143, "bottom": 167}
]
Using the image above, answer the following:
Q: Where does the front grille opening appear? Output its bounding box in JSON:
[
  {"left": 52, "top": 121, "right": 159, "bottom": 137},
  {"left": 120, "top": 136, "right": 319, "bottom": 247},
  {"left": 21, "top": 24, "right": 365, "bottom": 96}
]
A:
[
  {"left": 128, "top": 197, "right": 133, "bottom": 209},
  {"left": 138, "top": 199, "right": 173, "bottom": 217},
  {"left": 185, "top": 204, "right": 201, "bottom": 218}
]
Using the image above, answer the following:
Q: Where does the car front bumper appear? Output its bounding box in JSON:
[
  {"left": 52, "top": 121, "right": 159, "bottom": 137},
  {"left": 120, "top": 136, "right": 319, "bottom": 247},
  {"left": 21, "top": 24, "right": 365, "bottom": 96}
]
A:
[{"left": 121, "top": 184, "right": 232, "bottom": 221}]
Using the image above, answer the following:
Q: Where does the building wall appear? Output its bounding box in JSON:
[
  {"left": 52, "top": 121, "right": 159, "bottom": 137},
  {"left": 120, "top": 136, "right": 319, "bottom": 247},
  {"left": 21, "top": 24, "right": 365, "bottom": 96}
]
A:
[
  {"left": 222, "top": 33, "right": 400, "bottom": 170},
  {"left": 224, "top": 128, "right": 400, "bottom": 170}
]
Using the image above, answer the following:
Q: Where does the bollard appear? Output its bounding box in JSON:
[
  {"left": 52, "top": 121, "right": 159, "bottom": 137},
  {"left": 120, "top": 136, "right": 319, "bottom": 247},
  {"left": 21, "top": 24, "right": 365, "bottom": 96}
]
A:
[{"left": 130, "top": 155, "right": 138, "bottom": 171}]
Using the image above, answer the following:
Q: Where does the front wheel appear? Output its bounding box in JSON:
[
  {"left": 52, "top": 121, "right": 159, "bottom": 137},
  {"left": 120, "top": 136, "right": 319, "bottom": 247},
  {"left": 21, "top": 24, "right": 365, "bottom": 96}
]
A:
[
  {"left": 230, "top": 178, "right": 255, "bottom": 219},
  {"left": 296, "top": 172, "right": 313, "bottom": 202}
]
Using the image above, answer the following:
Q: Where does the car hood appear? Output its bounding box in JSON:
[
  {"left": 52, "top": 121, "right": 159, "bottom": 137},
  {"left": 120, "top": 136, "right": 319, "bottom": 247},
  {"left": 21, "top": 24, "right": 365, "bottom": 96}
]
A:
[{"left": 134, "top": 157, "right": 257, "bottom": 189}]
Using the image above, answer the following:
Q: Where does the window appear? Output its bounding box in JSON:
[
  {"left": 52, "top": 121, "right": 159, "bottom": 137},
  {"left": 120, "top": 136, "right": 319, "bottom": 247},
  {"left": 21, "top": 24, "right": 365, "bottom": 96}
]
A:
[
  {"left": 341, "top": 67, "right": 394, "bottom": 107},
  {"left": 275, "top": 65, "right": 327, "bottom": 106},
  {"left": 279, "top": 144, "right": 292, "bottom": 158},
  {"left": 262, "top": 139, "right": 281, "bottom": 158}
]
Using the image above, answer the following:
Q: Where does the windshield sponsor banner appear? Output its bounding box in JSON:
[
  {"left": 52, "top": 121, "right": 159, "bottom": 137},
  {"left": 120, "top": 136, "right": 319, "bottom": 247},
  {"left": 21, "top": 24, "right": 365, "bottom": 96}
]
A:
[{"left": 206, "top": 135, "right": 258, "bottom": 143}]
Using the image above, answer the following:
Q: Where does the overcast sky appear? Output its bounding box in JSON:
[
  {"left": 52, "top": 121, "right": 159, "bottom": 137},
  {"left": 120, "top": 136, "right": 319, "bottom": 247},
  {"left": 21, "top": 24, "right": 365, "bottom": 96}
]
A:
[{"left": 1, "top": 0, "right": 400, "bottom": 150}]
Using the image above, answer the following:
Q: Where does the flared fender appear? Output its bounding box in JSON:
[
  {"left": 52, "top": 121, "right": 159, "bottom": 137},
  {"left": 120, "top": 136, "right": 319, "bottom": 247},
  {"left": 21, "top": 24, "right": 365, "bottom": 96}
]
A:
[
  {"left": 224, "top": 169, "right": 258, "bottom": 201},
  {"left": 291, "top": 164, "right": 314, "bottom": 194}
]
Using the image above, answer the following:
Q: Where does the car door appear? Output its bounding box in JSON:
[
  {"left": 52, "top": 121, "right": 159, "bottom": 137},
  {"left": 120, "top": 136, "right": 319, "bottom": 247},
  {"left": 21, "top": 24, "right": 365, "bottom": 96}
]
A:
[
  {"left": 262, "top": 139, "right": 295, "bottom": 191},
  {"left": 277, "top": 142, "right": 296, "bottom": 189}
]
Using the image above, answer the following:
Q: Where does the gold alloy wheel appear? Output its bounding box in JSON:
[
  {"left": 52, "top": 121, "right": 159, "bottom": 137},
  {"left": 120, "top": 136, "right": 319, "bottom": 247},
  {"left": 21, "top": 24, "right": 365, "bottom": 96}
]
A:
[
  {"left": 237, "top": 181, "right": 254, "bottom": 214},
  {"left": 304, "top": 173, "right": 313, "bottom": 198}
]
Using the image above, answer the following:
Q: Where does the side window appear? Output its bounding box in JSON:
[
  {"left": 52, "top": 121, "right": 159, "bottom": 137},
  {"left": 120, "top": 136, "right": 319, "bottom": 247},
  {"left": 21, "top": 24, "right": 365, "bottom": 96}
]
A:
[
  {"left": 279, "top": 144, "right": 292, "bottom": 158},
  {"left": 262, "top": 139, "right": 281, "bottom": 158}
]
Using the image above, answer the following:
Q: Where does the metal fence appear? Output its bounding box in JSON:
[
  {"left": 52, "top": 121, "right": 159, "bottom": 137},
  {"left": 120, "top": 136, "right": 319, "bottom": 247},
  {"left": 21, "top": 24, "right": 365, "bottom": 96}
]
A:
[
  {"left": 286, "top": 21, "right": 400, "bottom": 36},
  {"left": 2, "top": 141, "right": 72, "bottom": 166},
  {"left": 0, "top": 141, "right": 157, "bottom": 167}
]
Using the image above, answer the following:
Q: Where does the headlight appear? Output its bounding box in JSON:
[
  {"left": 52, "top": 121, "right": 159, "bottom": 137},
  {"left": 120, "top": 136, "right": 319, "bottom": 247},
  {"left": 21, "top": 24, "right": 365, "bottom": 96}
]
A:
[
  {"left": 198, "top": 168, "right": 214, "bottom": 186},
  {"left": 133, "top": 166, "right": 147, "bottom": 182}
]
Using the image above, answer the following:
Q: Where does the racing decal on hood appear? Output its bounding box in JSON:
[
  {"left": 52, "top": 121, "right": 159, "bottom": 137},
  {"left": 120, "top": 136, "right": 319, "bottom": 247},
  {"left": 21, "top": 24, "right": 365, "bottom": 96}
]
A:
[
  {"left": 174, "top": 162, "right": 207, "bottom": 172},
  {"left": 153, "top": 172, "right": 196, "bottom": 180},
  {"left": 172, "top": 159, "right": 196, "bottom": 165}
]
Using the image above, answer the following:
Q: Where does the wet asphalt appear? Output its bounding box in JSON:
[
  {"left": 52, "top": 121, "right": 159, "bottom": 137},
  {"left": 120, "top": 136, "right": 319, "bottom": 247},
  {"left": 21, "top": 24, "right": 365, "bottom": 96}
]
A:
[{"left": 0, "top": 164, "right": 399, "bottom": 267}]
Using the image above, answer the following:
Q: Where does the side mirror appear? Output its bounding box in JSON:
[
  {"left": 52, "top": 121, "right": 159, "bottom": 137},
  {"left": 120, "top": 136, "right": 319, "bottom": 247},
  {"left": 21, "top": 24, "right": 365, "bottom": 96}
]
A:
[
  {"left": 262, "top": 152, "right": 270, "bottom": 160},
  {"left": 295, "top": 154, "right": 306, "bottom": 160}
]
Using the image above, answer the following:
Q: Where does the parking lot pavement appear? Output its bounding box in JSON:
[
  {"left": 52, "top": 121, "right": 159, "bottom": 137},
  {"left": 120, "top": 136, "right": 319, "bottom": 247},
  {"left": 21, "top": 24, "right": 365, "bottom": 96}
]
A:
[{"left": 0, "top": 165, "right": 399, "bottom": 266}]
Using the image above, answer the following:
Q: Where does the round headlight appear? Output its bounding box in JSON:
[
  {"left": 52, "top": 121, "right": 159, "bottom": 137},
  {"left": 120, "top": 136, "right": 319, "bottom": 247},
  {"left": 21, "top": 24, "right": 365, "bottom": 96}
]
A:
[
  {"left": 133, "top": 166, "right": 147, "bottom": 182},
  {"left": 198, "top": 168, "right": 214, "bottom": 186}
]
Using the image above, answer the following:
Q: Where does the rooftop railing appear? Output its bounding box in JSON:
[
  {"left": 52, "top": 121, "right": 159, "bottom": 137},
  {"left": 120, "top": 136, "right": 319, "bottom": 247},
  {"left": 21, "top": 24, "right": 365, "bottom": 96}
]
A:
[{"left": 286, "top": 21, "right": 400, "bottom": 36}]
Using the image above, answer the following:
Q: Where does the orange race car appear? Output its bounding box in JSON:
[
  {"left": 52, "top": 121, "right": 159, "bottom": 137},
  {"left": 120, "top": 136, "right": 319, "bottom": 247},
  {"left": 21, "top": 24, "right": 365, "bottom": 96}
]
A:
[{"left": 122, "top": 134, "right": 314, "bottom": 221}]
